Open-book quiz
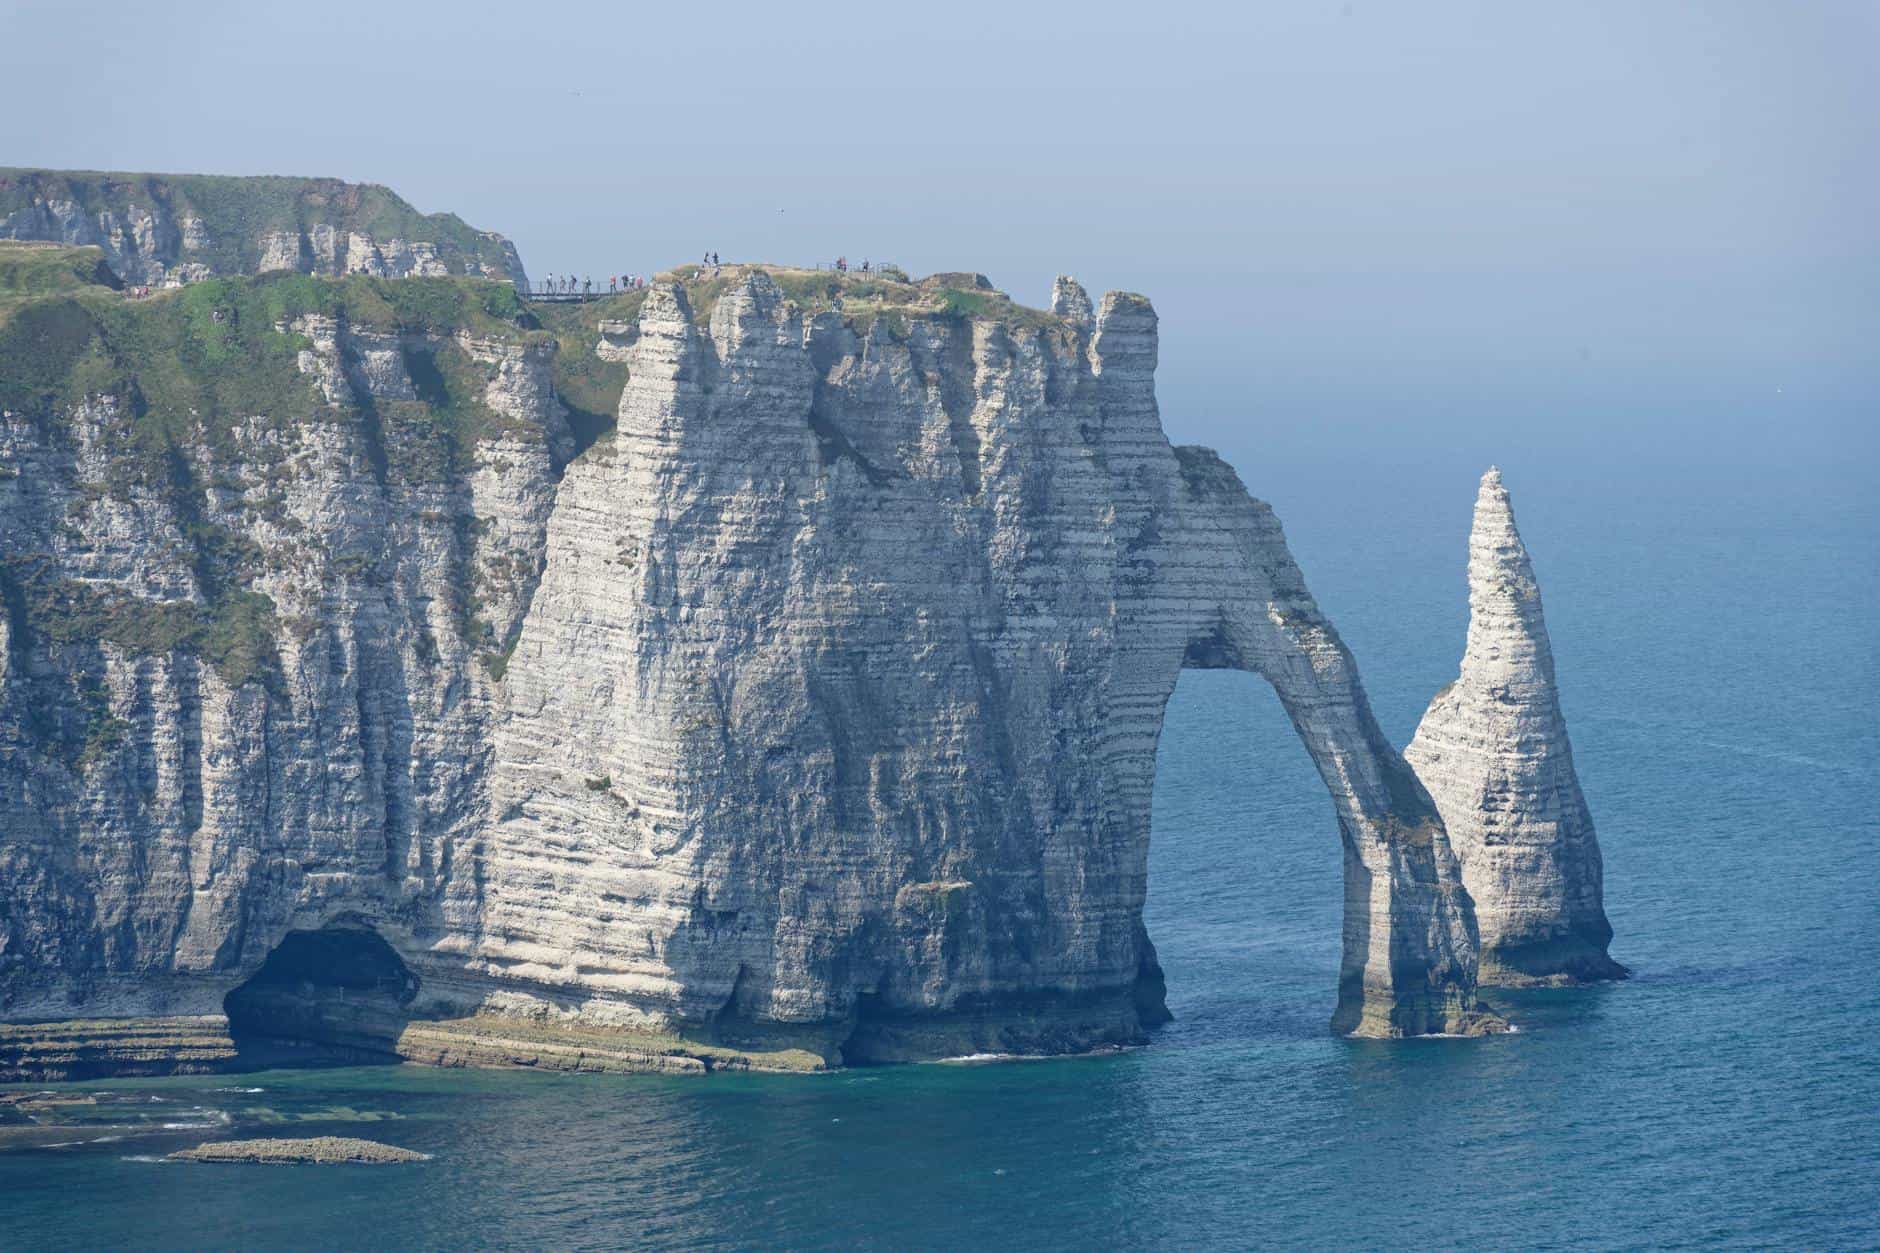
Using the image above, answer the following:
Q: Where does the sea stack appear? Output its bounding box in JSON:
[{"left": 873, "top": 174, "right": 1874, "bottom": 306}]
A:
[{"left": 1405, "top": 467, "right": 1626, "bottom": 985}]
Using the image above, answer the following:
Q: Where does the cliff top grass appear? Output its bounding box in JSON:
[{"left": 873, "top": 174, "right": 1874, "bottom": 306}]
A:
[
  {"left": 0, "top": 270, "right": 541, "bottom": 421},
  {"left": 0, "top": 167, "right": 521, "bottom": 280},
  {"left": 524, "top": 264, "right": 1072, "bottom": 453},
  {"left": 0, "top": 242, "right": 120, "bottom": 324},
  {"left": 655, "top": 263, "right": 1065, "bottom": 336}
]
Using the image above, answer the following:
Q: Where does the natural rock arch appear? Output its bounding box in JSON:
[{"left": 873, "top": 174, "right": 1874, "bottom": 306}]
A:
[
  {"left": 476, "top": 272, "right": 1498, "bottom": 1053},
  {"left": 1109, "top": 444, "right": 1491, "bottom": 1038},
  {"left": 0, "top": 264, "right": 1502, "bottom": 1075}
]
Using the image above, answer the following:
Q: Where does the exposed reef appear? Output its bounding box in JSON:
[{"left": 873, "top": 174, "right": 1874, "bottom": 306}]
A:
[
  {"left": 169, "top": 1136, "right": 428, "bottom": 1164},
  {"left": 1406, "top": 468, "right": 1625, "bottom": 984}
]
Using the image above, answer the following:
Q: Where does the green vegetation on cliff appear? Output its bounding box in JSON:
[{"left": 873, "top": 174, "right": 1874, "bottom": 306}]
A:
[
  {"left": 0, "top": 167, "right": 524, "bottom": 282},
  {"left": 530, "top": 290, "right": 644, "bottom": 452},
  {"left": 526, "top": 264, "right": 1070, "bottom": 452},
  {"left": 662, "top": 263, "right": 1060, "bottom": 336},
  {"left": 0, "top": 241, "right": 120, "bottom": 315},
  {"left": 0, "top": 268, "right": 553, "bottom": 715},
  {"left": 0, "top": 257, "right": 1073, "bottom": 713},
  {"left": 0, "top": 559, "right": 280, "bottom": 693},
  {"left": 0, "top": 267, "right": 536, "bottom": 428}
]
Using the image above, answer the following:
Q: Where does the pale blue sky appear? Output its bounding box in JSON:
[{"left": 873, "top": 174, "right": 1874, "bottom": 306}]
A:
[{"left": 3, "top": 0, "right": 1873, "bottom": 485}]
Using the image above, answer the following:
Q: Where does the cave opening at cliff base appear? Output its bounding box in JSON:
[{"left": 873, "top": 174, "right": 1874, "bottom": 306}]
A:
[{"left": 222, "top": 923, "right": 419, "bottom": 1061}]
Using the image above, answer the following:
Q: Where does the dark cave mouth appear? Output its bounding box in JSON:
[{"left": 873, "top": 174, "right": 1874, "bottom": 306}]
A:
[{"left": 223, "top": 925, "right": 418, "bottom": 1058}]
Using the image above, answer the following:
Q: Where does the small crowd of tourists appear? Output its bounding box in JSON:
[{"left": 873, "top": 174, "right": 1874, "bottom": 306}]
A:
[
  {"left": 535, "top": 273, "right": 648, "bottom": 297},
  {"left": 532, "top": 251, "right": 888, "bottom": 301}
]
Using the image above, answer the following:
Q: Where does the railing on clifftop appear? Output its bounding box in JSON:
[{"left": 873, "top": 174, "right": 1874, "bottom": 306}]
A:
[{"left": 527, "top": 290, "right": 612, "bottom": 303}]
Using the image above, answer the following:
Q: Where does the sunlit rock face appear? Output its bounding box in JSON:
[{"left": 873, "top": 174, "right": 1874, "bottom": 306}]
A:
[
  {"left": 479, "top": 272, "right": 1495, "bottom": 1056},
  {"left": 1406, "top": 468, "right": 1625, "bottom": 985},
  {"left": 0, "top": 265, "right": 1500, "bottom": 1080}
]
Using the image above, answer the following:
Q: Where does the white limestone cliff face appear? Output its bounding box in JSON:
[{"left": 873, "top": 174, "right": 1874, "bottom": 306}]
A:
[
  {"left": 0, "top": 197, "right": 498, "bottom": 287},
  {"left": 0, "top": 315, "right": 570, "bottom": 1026},
  {"left": 0, "top": 197, "right": 173, "bottom": 285},
  {"left": 257, "top": 227, "right": 467, "bottom": 280},
  {"left": 0, "top": 171, "right": 529, "bottom": 289},
  {"left": 0, "top": 268, "right": 1501, "bottom": 1080},
  {"left": 477, "top": 272, "right": 1494, "bottom": 1055},
  {"left": 1405, "top": 468, "right": 1624, "bottom": 985}
]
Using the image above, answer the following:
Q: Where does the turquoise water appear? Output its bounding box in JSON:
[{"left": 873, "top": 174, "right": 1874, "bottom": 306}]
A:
[{"left": 3, "top": 458, "right": 1875, "bottom": 1250}]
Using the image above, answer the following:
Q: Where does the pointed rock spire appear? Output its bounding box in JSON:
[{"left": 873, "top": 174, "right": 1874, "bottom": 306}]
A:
[
  {"left": 1050, "top": 275, "right": 1093, "bottom": 326},
  {"left": 1405, "top": 467, "right": 1626, "bottom": 985}
]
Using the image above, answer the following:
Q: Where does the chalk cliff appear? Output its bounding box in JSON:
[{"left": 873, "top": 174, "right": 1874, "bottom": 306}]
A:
[
  {"left": 0, "top": 168, "right": 526, "bottom": 289},
  {"left": 1405, "top": 468, "right": 1624, "bottom": 984},
  {"left": 0, "top": 248, "right": 1499, "bottom": 1080}
]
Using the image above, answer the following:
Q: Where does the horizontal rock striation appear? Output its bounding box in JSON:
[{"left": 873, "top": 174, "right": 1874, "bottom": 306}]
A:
[
  {"left": 0, "top": 1015, "right": 237, "bottom": 1083},
  {"left": 481, "top": 270, "right": 1493, "bottom": 1051},
  {"left": 0, "top": 256, "right": 1499, "bottom": 1081},
  {"left": 1405, "top": 468, "right": 1624, "bottom": 984},
  {"left": 0, "top": 168, "right": 527, "bottom": 289},
  {"left": 0, "top": 279, "right": 570, "bottom": 1036}
]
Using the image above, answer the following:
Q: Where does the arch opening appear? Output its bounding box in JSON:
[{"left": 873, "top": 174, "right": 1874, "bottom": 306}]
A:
[{"left": 1146, "top": 667, "right": 1344, "bottom": 1037}]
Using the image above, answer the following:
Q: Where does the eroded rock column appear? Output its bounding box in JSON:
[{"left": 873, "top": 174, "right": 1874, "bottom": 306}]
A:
[{"left": 1405, "top": 468, "right": 1624, "bottom": 984}]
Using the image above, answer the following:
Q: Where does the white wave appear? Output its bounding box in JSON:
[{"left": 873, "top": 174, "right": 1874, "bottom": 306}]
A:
[
  {"left": 935, "top": 1042, "right": 1142, "bottom": 1064},
  {"left": 934, "top": 1051, "right": 1025, "bottom": 1063}
]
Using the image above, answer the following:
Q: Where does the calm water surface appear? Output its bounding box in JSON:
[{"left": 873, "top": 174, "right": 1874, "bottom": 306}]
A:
[{"left": 3, "top": 458, "right": 1875, "bottom": 1250}]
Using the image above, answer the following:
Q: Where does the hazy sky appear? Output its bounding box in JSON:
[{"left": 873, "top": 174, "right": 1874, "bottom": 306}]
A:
[{"left": 3, "top": 0, "right": 1873, "bottom": 484}]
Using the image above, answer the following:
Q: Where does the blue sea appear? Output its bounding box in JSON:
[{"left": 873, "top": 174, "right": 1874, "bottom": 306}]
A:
[{"left": 3, "top": 450, "right": 1875, "bottom": 1250}]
